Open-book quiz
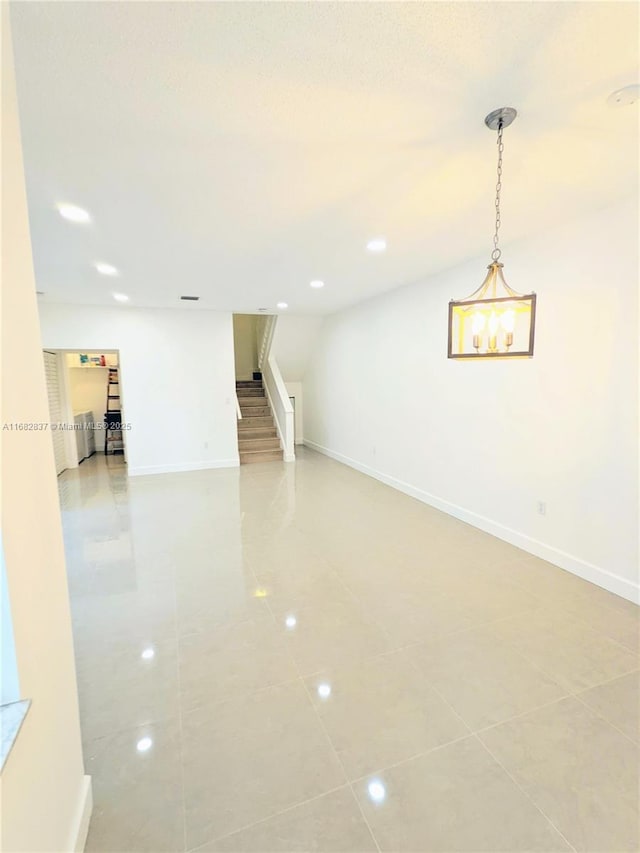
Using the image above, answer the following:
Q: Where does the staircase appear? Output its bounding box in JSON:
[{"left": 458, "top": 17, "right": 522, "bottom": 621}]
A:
[{"left": 236, "top": 380, "right": 283, "bottom": 464}]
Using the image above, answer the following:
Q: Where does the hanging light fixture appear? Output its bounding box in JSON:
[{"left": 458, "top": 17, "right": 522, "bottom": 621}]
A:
[{"left": 448, "top": 108, "right": 536, "bottom": 359}]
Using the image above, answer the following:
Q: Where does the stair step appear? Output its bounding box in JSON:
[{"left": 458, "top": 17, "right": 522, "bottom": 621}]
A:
[
  {"left": 238, "top": 437, "right": 281, "bottom": 452},
  {"left": 237, "top": 427, "right": 277, "bottom": 439},
  {"left": 238, "top": 416, "right": 273, "bottom": 428},
  {"left": 240, "top": 406, "right": 270, "bottom": 418},
  {"left": 236, "top": 380, "right": 262, "bottom": 388},
  {"left": 239, "top": 449, "right": 284, "bottom": 464},
  {"left": 236, "top": 388, "right": 265, "bottom": 397},
  {"left": 240, "top": 396, "right": 267, "bottom": 407}
]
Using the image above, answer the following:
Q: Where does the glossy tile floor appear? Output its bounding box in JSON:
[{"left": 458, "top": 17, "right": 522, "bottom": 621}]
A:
[{"left": 59, "top": 450, "right": 639, "bottom": 853}]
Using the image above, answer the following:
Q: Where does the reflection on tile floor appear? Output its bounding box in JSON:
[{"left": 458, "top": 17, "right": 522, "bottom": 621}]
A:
[{"left": 60, "top": 450, "right": 639, "bottom": 853}]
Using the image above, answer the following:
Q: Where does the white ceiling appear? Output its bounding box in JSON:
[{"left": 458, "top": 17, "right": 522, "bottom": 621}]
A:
[{"left": 11, "top": 1, "right": 639, "bottom": 315}]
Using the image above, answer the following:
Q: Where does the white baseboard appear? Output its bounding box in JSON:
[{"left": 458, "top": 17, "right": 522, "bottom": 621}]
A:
[
  {"left": 304, "top": 439, "right": 639, "bottom": 605},
  {"left": 128, "top": 458, "right": 239, "bottom": 476},
  {"left": 70, "top": 775, "right": 92, "bottom": 852}
]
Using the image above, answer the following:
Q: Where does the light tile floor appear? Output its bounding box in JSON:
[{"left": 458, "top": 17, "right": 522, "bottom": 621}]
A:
[{"left": 59, "top": 449, "right": 639, "bottom": 853}]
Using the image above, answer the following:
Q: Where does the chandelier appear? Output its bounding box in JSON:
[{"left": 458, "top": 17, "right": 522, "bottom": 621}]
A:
[{"left": 448, "top": 108, "right": 536, "bottom": 359}]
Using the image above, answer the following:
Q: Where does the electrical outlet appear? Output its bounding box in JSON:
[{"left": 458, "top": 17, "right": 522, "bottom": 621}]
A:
[
  {"left": 204, "top": 441, "right": 209, "bottom": 449},
  {"left": 537, "top": 501, "right": 547, "bottom": 516}
]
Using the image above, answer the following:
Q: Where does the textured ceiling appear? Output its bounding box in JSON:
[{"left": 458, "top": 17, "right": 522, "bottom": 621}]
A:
[{"left": 10, "top": 1, "right": 639, "bottom": 314}]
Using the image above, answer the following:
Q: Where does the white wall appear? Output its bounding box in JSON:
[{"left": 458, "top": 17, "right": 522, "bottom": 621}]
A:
[
  {"left": 272, "top": 314, "right": 324, "bottom": 381},
  {"left": 233, "top": 314, "right": 259, "bottom": 380},
  {"left": 1, "top": 11, "right": 91, "bottom": 850},
  {"left": 303, "top": 198, "right": 639, "bottom": 603},
  {"left": 38, "top": 305, "right": 239, "bottom": 476},
  {"left": 272, "top": 316, "right": 324, "bottom": 447}
]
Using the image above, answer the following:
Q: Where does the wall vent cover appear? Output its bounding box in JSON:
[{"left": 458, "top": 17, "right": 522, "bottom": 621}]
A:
[{"left": 180, "top": 295, "right": 200, "bottom": 301}]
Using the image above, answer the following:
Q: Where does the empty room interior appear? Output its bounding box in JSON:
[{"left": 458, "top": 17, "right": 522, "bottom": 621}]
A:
[{"left": 1, "top": 2, "right": 639, "bottom": 852}]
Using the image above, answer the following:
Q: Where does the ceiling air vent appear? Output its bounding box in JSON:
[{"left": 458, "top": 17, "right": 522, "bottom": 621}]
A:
[{"left": 180, "top": 295, "right": 200, "bottom": 301}]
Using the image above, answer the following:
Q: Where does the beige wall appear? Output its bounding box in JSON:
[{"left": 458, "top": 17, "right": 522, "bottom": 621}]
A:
[
  {"left": 0, "top": 11, "right": 91, "bottom": 851},
  {"left": 233, "top": 314, "right": 259, "bottom": 380},
  {"left": 69, "top": 368, "right": 109, "bottom": 425}
]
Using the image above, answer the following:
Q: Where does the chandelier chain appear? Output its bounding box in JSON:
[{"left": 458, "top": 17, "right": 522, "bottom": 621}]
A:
[{"left": 491, "top": 120, "right": 504, "bottom": 262}]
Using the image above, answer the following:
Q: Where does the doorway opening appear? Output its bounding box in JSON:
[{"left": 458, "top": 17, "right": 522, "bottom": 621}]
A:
[{"left": 42, "top": 349, "right": 127, "bottom": 475}]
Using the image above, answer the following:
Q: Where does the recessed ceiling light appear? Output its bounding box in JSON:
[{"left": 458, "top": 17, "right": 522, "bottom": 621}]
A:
[
  {"left": 57, "top": 203, "right": 91, "bottom": 223},
  {"left": 141, "top": 647, "right": 155, "bottom": 660},
  {"left": 113, "top": 292, "right": 129, "bottom": 303},
  {"left": 95, "top": 262, "right": 118, "bottom": 276},
  {"left": 607, "top": 85, "right": 640, "bottom": 107},
  {"left": 310, "top": 280, "right": 325, "bottom": 289},
  {"left": 366, "top": 238, "right": 387, "bottom": 252},
  {"left": 285, "top": 615, "right": 297, "bottom": 629},
  {"left": 277, "top": 302, "right": 288, "bottom": 309}
]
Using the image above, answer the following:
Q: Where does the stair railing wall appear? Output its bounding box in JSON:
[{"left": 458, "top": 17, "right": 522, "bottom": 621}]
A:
[{"left": 257, "top": 315, "right": 295, "bottom": 462}]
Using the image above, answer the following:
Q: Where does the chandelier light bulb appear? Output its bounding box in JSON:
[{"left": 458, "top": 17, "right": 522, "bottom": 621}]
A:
[
  {"left": 471, "top": 312, "right": 486, "bottom": 334},
  {"left": 500, "top": 310, "right": 516, "bottom": 333}
]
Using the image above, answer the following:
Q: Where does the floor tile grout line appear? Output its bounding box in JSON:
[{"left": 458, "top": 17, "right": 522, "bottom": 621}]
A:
[
  {"left": 292, "top": 642, "right": 429, "bottom": 681},
  {"left": 564, "top": 664, "right": 640, "bottom": 696},
  {"left": 262, "top": 579, "right": 380, "bottom": 852},
  {"left": 346, "top": 731, "right": 475, "bottom": 786},
  {"left": 177, "top": 558, "right": 298, "bottom": 724},
  {"left": 399, "top": 626, "right": 587, "bottom": 745},
  {"left": 177, "top": 612, "right": 267, "bottom": 643},
  {"left": 329, "top": 567, "right": 399, "bottom": 650},
  {"left": 298, "top": 676, "right": 382, "bottom": 853},
  {"left": 478, "top": 622, "right": 640, "bottom": 715},
  {"left": 572, "top": 666, "right": 640, "bottom": 696},
  {"left": 571, "top": 690, "right": 640, "bottom": 748},
  {"left": 80, "top": 710, "right": 179, "bottom": 752},
  {"left": 185, "top": 782, "right": 353, "bottom": 853},
  {"left": 185, "top": 583, "right": 382, "bottom": 853},
  {"left": 180, "top": 674, "right": 305, "bottom": 721},
  {"left": 404, "top": 652, "right": 474, "bottom": 736},
  {"left": 260, "top": 581, "right": 320, "bottom": 695},
  {"left": 472, "top": 693, "right": 575, "bottom": 736},
  {"left": 493, "top": 578, "right": 640, "bottom": 656},
  {"left": 262, "top": 575, "right": 551, "bottom": 677},
  {"left": 473, "top": 733, "right": 578, "bottom": 853}
]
